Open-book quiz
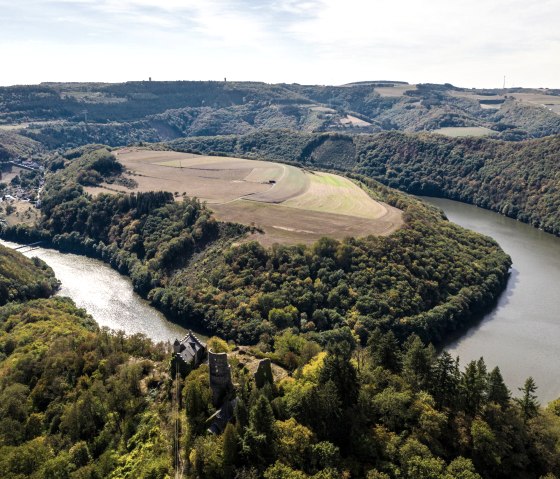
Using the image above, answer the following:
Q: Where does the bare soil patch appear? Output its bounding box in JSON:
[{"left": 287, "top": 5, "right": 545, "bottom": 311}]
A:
[{"left": 375, "top": 85, "right": 416, "bottom": 97}]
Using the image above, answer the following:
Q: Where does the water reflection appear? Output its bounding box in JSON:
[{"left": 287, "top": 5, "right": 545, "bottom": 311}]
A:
[{"left": 0, "top": 240, "right": 194, "bottom": 344}]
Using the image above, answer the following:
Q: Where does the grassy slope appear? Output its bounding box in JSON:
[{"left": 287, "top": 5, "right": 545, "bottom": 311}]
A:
[{"left": 0, "top": 131, "right": 42, "bottom": 160}]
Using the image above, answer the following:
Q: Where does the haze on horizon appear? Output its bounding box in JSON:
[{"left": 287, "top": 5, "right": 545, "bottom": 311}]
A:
[{"left": 1, "top": 0, "right": 559, "bottom": 89}]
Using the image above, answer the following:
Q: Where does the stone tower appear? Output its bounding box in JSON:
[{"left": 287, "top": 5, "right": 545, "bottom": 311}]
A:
[{"left": 208, "top": 350, "right": 233, "bottom": 408}]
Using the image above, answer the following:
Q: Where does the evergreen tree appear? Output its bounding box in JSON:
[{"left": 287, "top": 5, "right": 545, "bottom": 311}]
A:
[
  {"left": 515, "top": 377, "right": 540, "bottom": 421},
  {"left": 319, "top": 343, "right": 359, "bottom": 409},
  {"left": 402, "top": 335, "right": 435, "bottom": 391},
  {"left": 367, "top": 329, "right": 401, "bottom": 372},
  {"left": 429, "top": 352, "right": 460, "bottom": 409},
  {"left": 487, "top": 367, "right": 510, "bottom": 407},
  {"left": 222, "top": 422, "right": 239, "bottom": 476},
  {"left": 460, "top": 358, "right": 488, "bottom": 416},
  {"left": 243, "top": 395, "right": 276, "bottom": 468}
]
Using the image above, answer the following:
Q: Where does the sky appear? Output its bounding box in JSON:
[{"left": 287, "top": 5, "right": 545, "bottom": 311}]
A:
[{"left": 1, "top": 0, "right": 559, "bottom": 88}]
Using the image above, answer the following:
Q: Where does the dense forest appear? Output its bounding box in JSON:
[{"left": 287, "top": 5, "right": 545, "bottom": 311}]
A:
[
  {"left": 0, "top": 243, "right": 59, "bottom": 305},
  {"left": 182, "top": 329, "right": 560, "bottom": 478},
  {"left": 169, "top": 130, "right": 560, "bottom": 236},
  {"left": 1, "top": 141, "right": 559, "bottom": 477},
  {"left": 0, "top": 297, "right": 173, "bottom": 479},
  {"left": 4, "top": 146, "right": 511, "bottom": 347},
  {"left": 0, "top": 257, "right": 558, "bottom": 478}
]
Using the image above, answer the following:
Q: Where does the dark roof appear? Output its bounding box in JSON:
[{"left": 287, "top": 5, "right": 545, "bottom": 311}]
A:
[{"left": 176, "top": 331, "right": 206, "bottom": 364}]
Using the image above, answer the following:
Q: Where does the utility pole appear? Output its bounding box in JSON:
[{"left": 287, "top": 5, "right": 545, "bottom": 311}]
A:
[{"left": 82, "top": 109, "right": 88, "bottom": 123}]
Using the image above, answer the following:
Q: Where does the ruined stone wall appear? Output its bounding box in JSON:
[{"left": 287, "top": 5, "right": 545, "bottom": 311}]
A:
[{"left": 208, "top": 350, "right": 233, "bottom": 407}]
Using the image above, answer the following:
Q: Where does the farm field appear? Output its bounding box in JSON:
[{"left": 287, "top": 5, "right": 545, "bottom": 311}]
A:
[
  {"left": 339, "top": 115, "right": 372, "bottom": 127},
  {"left": 432, "top": 126, "right": 495, "bottom": 137},
  {"left": 88, "top": 148, "right": 403, "bottom": 245},
  {"left": 283, "top": 171, "right": 386, "bottom": 219},
  {"left": 374, "top": 84, "right": 416, "bottom": 97},
  {"left": 509, "top": 92, "right": 560, "bottom": 115}
]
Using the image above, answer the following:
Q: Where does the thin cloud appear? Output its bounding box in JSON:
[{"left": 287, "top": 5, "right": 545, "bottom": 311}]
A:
[{"left": 0, "top": 0, "right": 558, "bottom": 87}]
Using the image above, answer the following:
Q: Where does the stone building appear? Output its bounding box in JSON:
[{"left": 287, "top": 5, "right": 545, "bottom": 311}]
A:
[{"left": 172, "top": 331, "right": 206, "bottom": 377}]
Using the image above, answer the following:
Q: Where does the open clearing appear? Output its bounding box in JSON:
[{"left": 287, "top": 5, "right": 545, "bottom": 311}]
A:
[
  {"left": 375, "top": 84, "right": 416, "bottom": 97},
  {"left": 509, "top": 92, "right": 560, "bottom": 115},
  {"left": 87, "top": 148, "right": 402, "bottom": 245},
  {"left": 432, "top": 126, "right": 494, "bottom": 137}
]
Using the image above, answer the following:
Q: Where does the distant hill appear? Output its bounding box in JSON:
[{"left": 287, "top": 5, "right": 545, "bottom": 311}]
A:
[{"left": 1, "top": 81, "right": 559, "bottom": 151}]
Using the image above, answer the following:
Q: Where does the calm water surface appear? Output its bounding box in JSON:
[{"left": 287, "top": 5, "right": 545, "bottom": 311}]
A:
[
  {"left": 422, "top": 198, "right": 560, "bottom": 403},
  {"left": 3, "top": 199, "right": 560, "bottom": 401},
  {"left": 1, "top": 240, "right": 191, "bottom": 344}
]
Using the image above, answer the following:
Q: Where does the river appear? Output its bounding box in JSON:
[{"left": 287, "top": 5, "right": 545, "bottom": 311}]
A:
[
  {"left": 0, "top": 240, "right": 191, "bottom": 344},
  {"left": 3, "top": 198, "right": 560, "bottom": 402},
  {"left": 423, "top": 198, "right": 560, "bottom": 403}
]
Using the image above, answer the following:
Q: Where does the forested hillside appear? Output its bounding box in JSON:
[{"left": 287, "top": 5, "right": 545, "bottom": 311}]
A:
[
  {"left": 0, "top": 243, "right": 59, "bottom": 305},
  {"left": 2, "top": 144, "right": 560, "bottom": 479},
  {"left": 0, "top": 297, "right": 172, "bottom": 479},
  {"left": 0, "top": 131, "right": 42, "bottom": 161},
  {"left": 1, "top": 81, "right": 559, "bottom": 151},
  {"left": 182, "top": 330, "right": 560, "bottom": 478},
  {"left": 170, "top": 131, "right": 560, "bottom": 236},
  {"left": 4, "top": 146, "right": 511, "bottom": 346}
]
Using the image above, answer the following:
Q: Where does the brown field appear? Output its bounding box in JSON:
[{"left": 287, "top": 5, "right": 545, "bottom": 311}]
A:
[
  {"left": 339, "top": 115, "right": 372, "bottom": 127},
  {"left": 1, "top": 200, "right": 39, "bottom": 227},
  {"left": 88, "top": 148, "right": 403, "bottom": 245},
  {"left": 375, "top": 84, "right": 416, "bottom": 97},
  {"left": 211, "top": 200, "right": 402, "bottom": 247}
]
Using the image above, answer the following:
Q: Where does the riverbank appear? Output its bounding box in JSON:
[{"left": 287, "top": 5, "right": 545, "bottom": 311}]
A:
[
  {"left": 423, "top": 197, "right": 560, "bottom": 403},
  {"left": 0, "top": 239, "right": 206, "bottom": 344}
]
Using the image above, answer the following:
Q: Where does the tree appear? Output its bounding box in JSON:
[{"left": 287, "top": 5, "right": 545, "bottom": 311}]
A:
[
  {"left": 263, "top": 461, "right": 307, "bottom": 479},
  {"left": 319, "top": 343, "right": 359, "bottom": 409},
  {"left": 222, "top": 423, "right": 239, "bottom": 477},
  {"left": 429, "top": 352, "right": 460, "bottom": 409},
  {"left": 275, "top": 418, "right": 314, "bottom": 469},
  {"left": 309, "top": 442, "right": 340, "bottom": 472},
  {"left": 190, "top": 434, "right": 224, "bottom": 478},
  {"left": 470, "top": 419, "right": 501, "bottom": 471},
  {"left": 243, "top": 395, "right": 276, "bottom": 468},
  {"left": 367, "top": 329, "right": 401, "bottom": 372},
  {"left": 184, "top": 377, "right": 210, "bottom": 435},
  {"left": 516, "top": 377, "right": 540, "bottom": 421},
  {"left": 444, "top": 457, "right": 482, "bottom": 479},
  {"left": 487, "top": 367, "right": 510, "bottom": 407},
  {"left": 460, "top": 359, "right": 488, "bottom": 416},
  {"left": 402, "top": 335, "right": 435, "bottom": 391}
]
